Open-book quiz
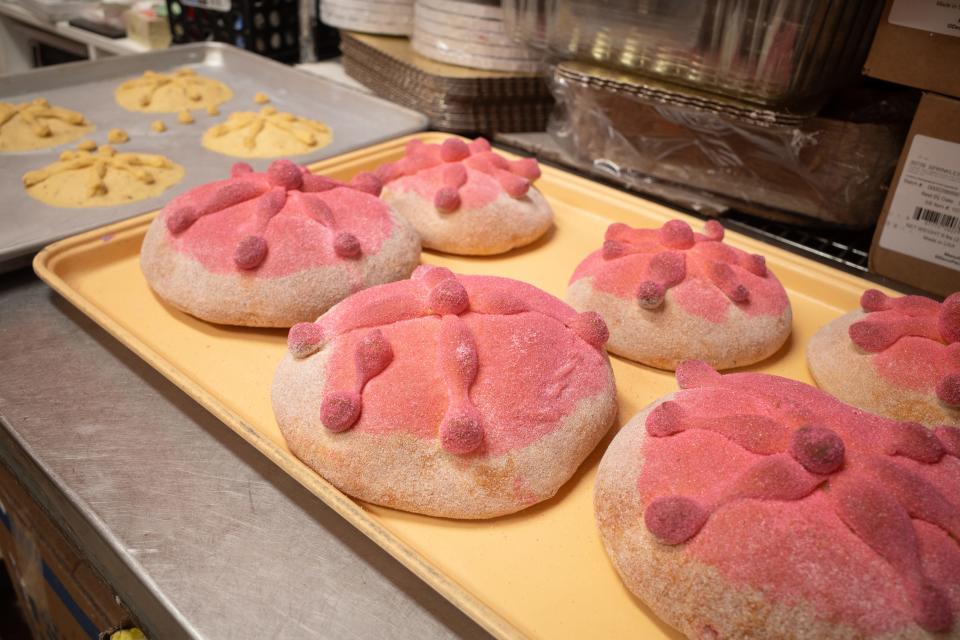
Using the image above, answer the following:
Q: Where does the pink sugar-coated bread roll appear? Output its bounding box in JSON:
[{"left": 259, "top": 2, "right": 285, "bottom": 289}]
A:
[
  {"left": 140, "top": 160, "right": 420, "bottom": 327},
  {"left": 808, "top": 289, "right": 960, "bottom": 427},
  {"left": 596, "top": 360, "right": 960, "bottom": 639},
  {"left": 377, "top": 137, "right": 553, "bottom": 255},
  {"left": 567, "top": 219, "right": 792, "bottom": 370},
  {"left": 272, "top": 266, "right": 617, "bottom": 518}
]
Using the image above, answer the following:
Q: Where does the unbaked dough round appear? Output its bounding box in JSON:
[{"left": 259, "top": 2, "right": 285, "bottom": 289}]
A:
[
  {"left": 114, "top": 68, "right": 233, "bottom": 113},
  {"left": 23, "top": 143, "right": 184, "bottom": 208},
  {"left": 0, "top": 98, "right": 93, "bottom": 152},
  {"left": 201, "top": 107, "right": 332, "bottom": 159}
]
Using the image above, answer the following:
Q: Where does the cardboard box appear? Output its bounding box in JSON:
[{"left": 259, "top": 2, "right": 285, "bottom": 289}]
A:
[
  {"left": 863, "top": 0, "right": 960, "bottom": 99},
  {"left": 123, "top": 8, "right": 171, "bottom": 50},
  {"left": 870, "top": 92, "right": 960, "bottom": 297},
  {"left": 0, "top": 462, "right": 132, "bottom": 640}
]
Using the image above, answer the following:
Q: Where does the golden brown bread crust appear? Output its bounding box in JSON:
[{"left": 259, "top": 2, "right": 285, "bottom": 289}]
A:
[
  {"left": 807, "top": 311, "right": 960, "bottom": 427},
  {"left": 568, "top": 277, "right": 792, "bottom": 370}
]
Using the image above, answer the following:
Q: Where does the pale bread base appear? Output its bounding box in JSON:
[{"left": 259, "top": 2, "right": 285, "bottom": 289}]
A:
[
  {"left": 807, "top": 310, "right": 960, "bottom": 427},
  {"left": 567, "top": 278, "right": 792, "bottom": 371},
  {"left": 595, "top": 398, "right": 931, "bottom": 640},
  {"left": 272, "top": 342, "right": 618, "bottom": 519},
  {"left": 140, "top": 212, "right": 421, "bottom": 327},
  {"left": 381, "top": 186, "right": 553, "bottom": 255}
]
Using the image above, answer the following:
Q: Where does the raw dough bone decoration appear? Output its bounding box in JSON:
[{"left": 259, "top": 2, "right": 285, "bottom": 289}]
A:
[
  {"left": 286, "top": 265, "right": 610, "bottom": 454},
  {"left": 202, "top": 107, "right": 332, "bottom": 159},
  {"left": 0, "top": 98, "right": 92, "bottom": 152},
  {"left": 1, "top": 98, "right": 85, "bottom": 136},
  {"left": 115, "top": 68, "right": 233, "bottom": 113},
  {"left": 24, "top": 145, "right": 171, "bottom": 198}
]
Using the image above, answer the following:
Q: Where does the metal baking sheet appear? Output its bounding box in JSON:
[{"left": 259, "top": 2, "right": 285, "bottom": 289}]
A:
[
  {"left": 34, "top": 133, "right": 901, "bottom": 640},
  {"left": 0, "top": 42, "right": 428, "bottom": 270}
]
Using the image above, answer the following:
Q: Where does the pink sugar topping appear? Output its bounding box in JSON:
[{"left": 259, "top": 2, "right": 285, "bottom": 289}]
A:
[
  {"left": 267, "top": 159, "right": 303, "bottom": 190},
  {"left": 429, "top": 278, "right": 469, "bottom": 316},
  {"left": 231, "top": 162, "right": 253, "bottom": 178},
  {"left": 941, "top": 293, "right": 960, "bottom": 344},
  {"left": 434, "top": 186, "right": 461, "bottom": 213},
  {"left": 636, "top": 363, "right": 960, "bottom": 634},
  {"left": 790, "top": 425, "right": 845, "bottom": 474},
  {"left": 333, "top": 232, "right": 361, "bottom": 258},
  {"left": 570, "top": 220, "right": 788, "bottom": 322},
  {"left": 320, "top": 391, "right": 360, "bottom": 433},
  {"left": 848, "top": 289, "right": 960, "bottom": 404},
  {"left": 569, "top": 311, "right": 609, "bottom": 349},
  {"left": 234, "top": 234, "right": 267, "bottom": 269},
  {"left": 885, "top": 422, "right": 946, "bottom": 463},
  {"left": 660, "top": 219, "right": 695, "bottom": 249},
  {"left": 166, "top": 206, "right": 197, "bottom": 234},
  {"left": 676, "top": 359, "right": 722, "bottom": 389},
  {"left": 288, "top": 322, "right": 325, "bottom": 359},
  {"left": 936, "top": 425, "right": 960, "bottom": 457},
  {"left": 938, "top": 373, "right": 960, "bottom": 407},
  {"left": 293, "top": 269, "right": 611, "bottom": 456},
  {"left": 644, "top": 496, "right": 708, "bottom": 545},
  {"left": 348, "top": 172, "right": 382, "bottom": 197},
  {"left": 162, "top": 160, "right": 397, "bottom": 278},
  {"left": 378, "top": 137, "right": 541, "bottom": 213}
]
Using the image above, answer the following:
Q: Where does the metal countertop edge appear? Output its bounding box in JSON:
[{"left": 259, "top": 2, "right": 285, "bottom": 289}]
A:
[{"left": 0, "top": 413, "right": 200, "bottom": 639}]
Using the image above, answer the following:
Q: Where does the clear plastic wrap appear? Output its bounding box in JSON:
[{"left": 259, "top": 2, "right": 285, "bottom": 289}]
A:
[
  {"left": 550, "top": 62, "right": 911, "bottom": 228},
  {"left": 503, "top": 0, "right": 882, "bottom": 113}
]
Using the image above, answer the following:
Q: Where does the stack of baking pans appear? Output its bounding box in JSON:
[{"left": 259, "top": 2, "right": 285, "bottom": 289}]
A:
[
  {"left": 320, "top": 0, "right": 414, "bottom": 36},
  {"left": 412, "top": 0, "right": 539, "bottom": 72},
  {"left": 341, "top": 31, "right": 552, "bottom": 132}
]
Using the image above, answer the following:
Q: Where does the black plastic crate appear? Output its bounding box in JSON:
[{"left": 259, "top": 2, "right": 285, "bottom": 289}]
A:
[{"left": 167, "top": 0, "right": 300, "bottom": 64}]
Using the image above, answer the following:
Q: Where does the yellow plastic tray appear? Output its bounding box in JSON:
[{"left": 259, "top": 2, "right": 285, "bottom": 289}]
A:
[{"left": 34, "top": 133, "right": 897, "bottom": 640}]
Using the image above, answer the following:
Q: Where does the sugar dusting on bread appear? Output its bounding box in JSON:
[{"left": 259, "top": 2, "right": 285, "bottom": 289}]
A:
[
  {"left": 159, "top": 159, "right": 391, "bottom": 278},
  {"left": 572, "top": 219, "right": 788, "bottom": 321},
  {"left": 140, "top": 159, "right": 420, "bottom": 327},
  {"left": 273, "top": 269, "right": 618, "bottom": 518},
  {"left": 285, "top": 267, "right": 611, "bottom": 456},
  {"left": 597, "top": 362, "right": 960, "bottom": 637},
  {"left": 568, "top": 219, "right": 792, "bottom": 369},
  {"left": 377, "top": 138, "right": 553, "bottom": 255},
  {"left": 846, "top": 290, "right": 960, "bottom": 409}
]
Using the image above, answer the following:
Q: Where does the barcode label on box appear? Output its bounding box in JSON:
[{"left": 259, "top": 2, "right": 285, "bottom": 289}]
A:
[
  {"left": 913, "top": 206, "right": 960, "bottom": 230},
  {"left": 890, "top": 0, "right": 960, "bottom": 39},
  {"left": 879, "top": 135, "right": 960, "bottom": 272}
]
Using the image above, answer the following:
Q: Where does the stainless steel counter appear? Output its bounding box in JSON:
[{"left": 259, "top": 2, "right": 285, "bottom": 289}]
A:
[{"left": 0, "top": 269, "right": 489, "bottom": 639}]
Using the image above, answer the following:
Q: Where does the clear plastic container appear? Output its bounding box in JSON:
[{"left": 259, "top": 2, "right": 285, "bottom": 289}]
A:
[{"left": 503, "top": 0, "right": 883, "bottom": 112}]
